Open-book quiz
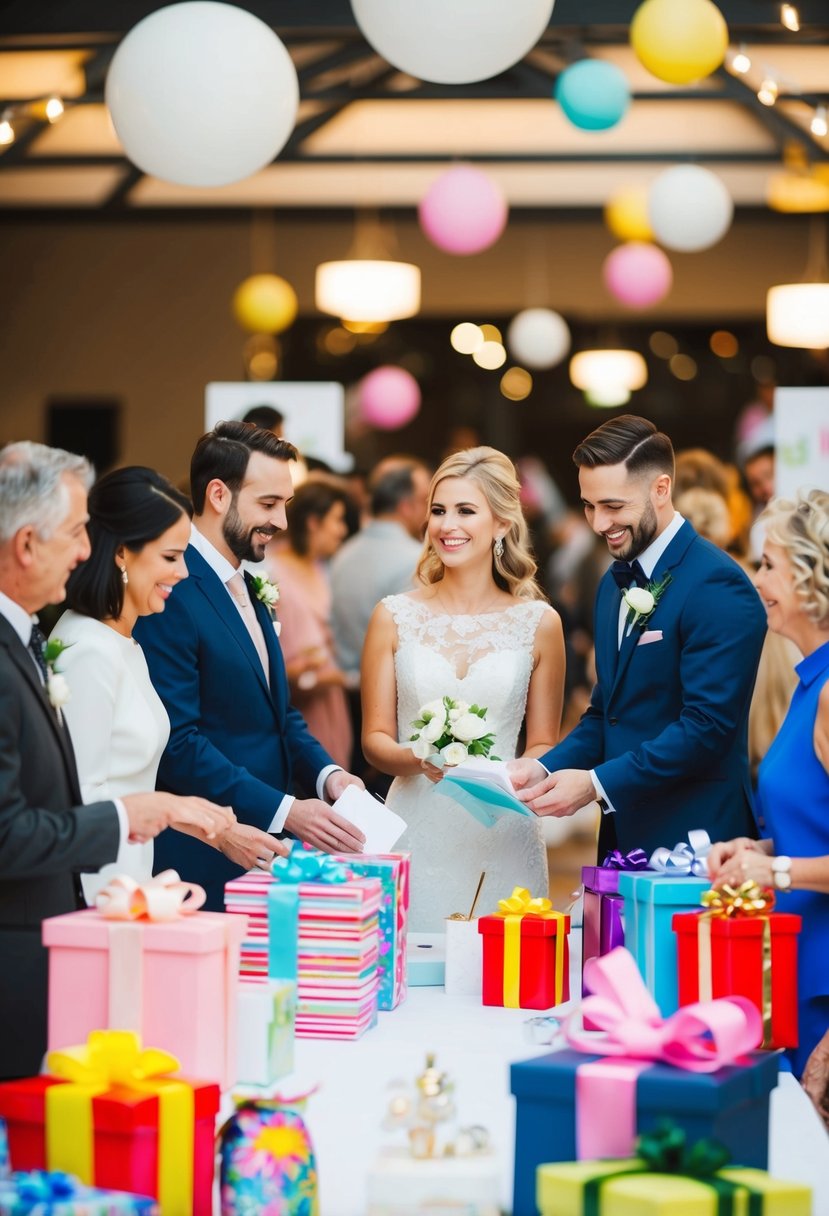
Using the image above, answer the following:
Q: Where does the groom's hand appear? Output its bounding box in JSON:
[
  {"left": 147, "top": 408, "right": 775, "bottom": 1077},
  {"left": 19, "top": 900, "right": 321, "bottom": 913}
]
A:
[
  {"left": 507, "top": 758, "right": 547, "bottom": 791},
  {"left": 286, "top": 798, "right": 365, "bottom": 855},
  {"left": 516, "top": 768, "right": 596, "bottom": 818},
  {"left": 218, "top": 823, "right": 289, "bottom": 871}
]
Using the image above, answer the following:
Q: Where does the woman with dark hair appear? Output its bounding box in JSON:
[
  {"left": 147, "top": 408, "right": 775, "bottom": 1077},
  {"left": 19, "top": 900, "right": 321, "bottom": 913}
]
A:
[
  {"left": 51, "top": 466, "right": 233, "bottom": 902},
  {"left": 265, "top": 475, "right": 353, "bottom": 768}
]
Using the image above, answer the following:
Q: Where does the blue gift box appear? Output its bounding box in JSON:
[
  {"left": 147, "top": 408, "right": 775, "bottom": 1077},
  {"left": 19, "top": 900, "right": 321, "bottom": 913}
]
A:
[
  {"left": 617, "top": 872, "right": 709, "bottom": 1014},
  {"left": 510, "top": 1047, "right": 778, "bottom": 1216},
  {"left": 0, "top": 1170, "right": 157, "bottom": 1215}
]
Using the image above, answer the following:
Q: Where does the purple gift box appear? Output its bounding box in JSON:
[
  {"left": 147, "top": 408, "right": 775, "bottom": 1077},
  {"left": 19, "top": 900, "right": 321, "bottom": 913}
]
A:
[{"left": 581, "top": 850, "right": 649, "bottom": 1001}]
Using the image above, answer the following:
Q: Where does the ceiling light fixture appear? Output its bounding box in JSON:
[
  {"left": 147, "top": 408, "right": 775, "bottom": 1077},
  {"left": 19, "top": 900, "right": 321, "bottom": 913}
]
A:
[
  {"left": 315, "top": 212, "right": 420, "bottom": 323},
  {"left": 569, "top": 349, "right": 648, "bottom": 397},
  {"left": 44, "top": 95, "right": 64, "bottom": 123},
  {"left": 728, "top": 45, "right": 752, "bottom": 75},
  {"left": 0, "top": 112, "right": 15, "bottom": 147},
  {"left": 757, "top": 78, "right": 779, "bottom": 106},
  {"left": 780, "top": 3, "right": 800, "bottom": 32},
  {"left": 811, "top": 106, "right": 828, "bottom": 139},
  {"left": 767, "top": 218, "right": 829, "bottom": 348}
]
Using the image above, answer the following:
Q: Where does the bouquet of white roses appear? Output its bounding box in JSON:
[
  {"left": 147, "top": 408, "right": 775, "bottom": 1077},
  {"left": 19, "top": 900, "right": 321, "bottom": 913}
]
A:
[{"left": 409, "top": 696, "right": 498, "bottom": 767}]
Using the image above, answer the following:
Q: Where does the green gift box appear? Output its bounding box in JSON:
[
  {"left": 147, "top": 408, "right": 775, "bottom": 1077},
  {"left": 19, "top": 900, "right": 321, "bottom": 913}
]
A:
[{"left": 537, "top": 1158, "right": 811, "bottom": 1216}]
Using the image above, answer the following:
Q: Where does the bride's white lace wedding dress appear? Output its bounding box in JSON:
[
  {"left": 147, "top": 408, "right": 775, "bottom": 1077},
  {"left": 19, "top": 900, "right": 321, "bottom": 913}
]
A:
[{"left": 383, "top": 593, "right": 552, "bottom": 932}]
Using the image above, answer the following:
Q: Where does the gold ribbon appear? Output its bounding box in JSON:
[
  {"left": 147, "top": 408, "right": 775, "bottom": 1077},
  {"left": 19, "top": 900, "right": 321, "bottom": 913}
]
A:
[
  {"left": 698, "top": 883, "right": 775, "bottom": 1048},
  {"left": 45, "top": 1030, "right": 195, "bottom": 1215},
  {"left": 95, "top": 869, "right": 206, "bottom": 922},
  {"left": 495, "top": 887, "right": 566, "bottom": 1009}
]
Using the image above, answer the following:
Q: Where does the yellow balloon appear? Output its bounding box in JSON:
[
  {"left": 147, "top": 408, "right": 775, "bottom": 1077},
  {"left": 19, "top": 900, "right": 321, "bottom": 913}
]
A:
[
  {"left": 631, "top": 0, "right": 728, "bottom": 85},
  {"left": 232, "top": 274, "right": 298, "bottom": 334},
  {"left": 604, "top": 185, "right": 653, "bottom": 241}
]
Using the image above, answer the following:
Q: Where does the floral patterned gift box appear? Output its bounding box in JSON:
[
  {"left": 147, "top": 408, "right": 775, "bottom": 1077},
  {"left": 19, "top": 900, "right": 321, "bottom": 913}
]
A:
[{"left": 219, "top": 1098, "right": 318, "bottom": 1216}]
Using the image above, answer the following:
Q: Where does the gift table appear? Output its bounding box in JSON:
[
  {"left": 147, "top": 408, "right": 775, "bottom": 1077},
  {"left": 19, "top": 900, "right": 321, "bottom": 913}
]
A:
[{"left": 245, "top": 936, "right": 829, "bottom": 1216}]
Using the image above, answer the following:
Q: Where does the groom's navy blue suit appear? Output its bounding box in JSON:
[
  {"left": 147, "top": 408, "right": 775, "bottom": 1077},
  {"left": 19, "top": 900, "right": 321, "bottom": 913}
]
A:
[
  {"left": 540, "top": 521, "right": 767, "bottom": 857},
  {"left": 135, "top": 545, "right": 332, "bottom": 909}
]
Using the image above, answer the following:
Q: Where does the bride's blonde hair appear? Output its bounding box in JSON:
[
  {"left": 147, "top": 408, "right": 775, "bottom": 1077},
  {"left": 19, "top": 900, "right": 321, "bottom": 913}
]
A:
[{"left": 416, "top": 446, "right": 545, "bottom": 601}]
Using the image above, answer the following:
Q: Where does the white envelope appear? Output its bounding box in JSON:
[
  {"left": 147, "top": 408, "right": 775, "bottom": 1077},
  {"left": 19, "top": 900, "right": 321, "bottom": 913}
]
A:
[{"left": 332, "top": 784, "right": 407, "bottom": 853}]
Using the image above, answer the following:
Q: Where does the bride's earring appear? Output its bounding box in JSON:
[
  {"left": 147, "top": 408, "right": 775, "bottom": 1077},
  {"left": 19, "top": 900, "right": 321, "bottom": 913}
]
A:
[
  {"left": 493, "top": 536, "right": 504, "bottom": 559},
  {"left": 119, "top": 566, "right": 129, "bottom": 586}
]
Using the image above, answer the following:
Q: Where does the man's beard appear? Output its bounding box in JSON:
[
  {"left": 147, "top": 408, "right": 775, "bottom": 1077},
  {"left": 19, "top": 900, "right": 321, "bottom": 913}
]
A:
[
  {"left": 613, "top": 499, "right": 659, "bottom": 561},
  {"left": 222, "top": 499, "right": 274, "bottom": 562}
]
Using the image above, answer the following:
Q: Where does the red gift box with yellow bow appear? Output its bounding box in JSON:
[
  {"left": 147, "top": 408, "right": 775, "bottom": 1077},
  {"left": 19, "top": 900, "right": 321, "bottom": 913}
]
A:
[
  {"left": 479, "top": 887, "right": 570, "bottom": 1010},
  {"left": 0, "top": 1030, "right": 219, "bottom": 1216},
  {"left": 673, "top": 882, "right": 801, "bottom": 1049}
]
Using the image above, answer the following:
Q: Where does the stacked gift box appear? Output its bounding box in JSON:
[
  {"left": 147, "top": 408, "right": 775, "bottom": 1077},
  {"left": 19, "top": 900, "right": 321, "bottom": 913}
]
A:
[
  {"left": 224, "top": 869, "right": 382, "bottom": 1039},
  {"left": 332, "top": 853, "right": 410, "bottom": 1011}
]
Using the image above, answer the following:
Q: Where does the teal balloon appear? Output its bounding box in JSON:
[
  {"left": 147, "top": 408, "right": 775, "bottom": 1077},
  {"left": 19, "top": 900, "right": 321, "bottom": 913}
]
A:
[{"left": 555, "top": 59, "right": 630, "bottom": 131}]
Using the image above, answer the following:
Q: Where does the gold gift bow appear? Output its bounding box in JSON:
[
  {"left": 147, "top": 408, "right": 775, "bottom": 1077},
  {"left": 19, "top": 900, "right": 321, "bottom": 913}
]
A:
[
  {"left": 45, "top": 1029, "right": 195, "bottom": 1215},
  {"left": 699, "top": 882, "right": 775, "bottom": 1049},
  {"left": 495, "top": 886, "right": 566, "bottom": 1009},
  {"left": 95, "top": 870, "right": 206, "bottom": 921}
]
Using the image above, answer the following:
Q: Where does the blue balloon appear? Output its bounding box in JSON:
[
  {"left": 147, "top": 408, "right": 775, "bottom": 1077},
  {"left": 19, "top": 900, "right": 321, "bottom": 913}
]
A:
[{"left": 555, "top": 59, "right": 631, "bottom": 131}]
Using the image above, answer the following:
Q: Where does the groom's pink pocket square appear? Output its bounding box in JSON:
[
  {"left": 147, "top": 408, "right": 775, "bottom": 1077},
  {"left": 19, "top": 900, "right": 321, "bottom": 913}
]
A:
[{"left": 637, "top": 629, "right": 663, "bottom": 646}]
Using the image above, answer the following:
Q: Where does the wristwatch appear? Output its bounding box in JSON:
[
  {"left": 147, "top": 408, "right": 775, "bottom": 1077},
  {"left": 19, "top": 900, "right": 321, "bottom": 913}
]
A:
[{"left": 771, "top": 855, "right": 792, "bottom": 891}]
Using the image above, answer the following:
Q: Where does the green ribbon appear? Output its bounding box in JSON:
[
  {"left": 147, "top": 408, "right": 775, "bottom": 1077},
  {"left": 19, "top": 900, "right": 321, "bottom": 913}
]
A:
[{"left": 582, "top": 1123, "right": 764, "bottom": 1216}]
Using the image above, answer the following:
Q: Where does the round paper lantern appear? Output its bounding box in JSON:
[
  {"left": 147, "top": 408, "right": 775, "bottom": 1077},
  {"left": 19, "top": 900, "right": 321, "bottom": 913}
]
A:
[
  {"left": 506, "top": 309, "right": 571, "bottom": 369},
  {"left": 630, "top": 0, "right": 728, "bottom": 85},
  {"left": 603, "top": 242, "right": 673, "bottom": 309},
  {"left": 648, "top": 165, "right": 733, "bottom": 252},
  {"left": 351, "top": 0, "right": 555, "bottom": 85},
  {"left": 555, "top": 60, "right": 630, "bottom": 131},
  {"left": 419, "top": 166, "right": 508, "bottom": 255},
  {"left": 604, "top": 185, "right": 653, "bottom": 242},
  {"left": 358, "top": 366, "right": 422, "bottom": 430},
  {"left": 106, "top": 2, "right": 299, "bottom": 187},
  {"left": 233, "top": 275, "right": 298, "bottom": 334}
]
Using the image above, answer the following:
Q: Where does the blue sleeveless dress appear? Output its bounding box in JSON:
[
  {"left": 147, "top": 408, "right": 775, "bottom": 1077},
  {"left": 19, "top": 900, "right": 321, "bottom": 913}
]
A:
[{"left": 756, "top": 639, "right": 829, "bottom": 1077}]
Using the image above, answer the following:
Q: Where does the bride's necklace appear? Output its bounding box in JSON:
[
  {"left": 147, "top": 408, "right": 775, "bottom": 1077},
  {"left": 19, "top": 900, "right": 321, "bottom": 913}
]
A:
[{"left": 434, "top": 586, "right": 505, "bottom": 616}]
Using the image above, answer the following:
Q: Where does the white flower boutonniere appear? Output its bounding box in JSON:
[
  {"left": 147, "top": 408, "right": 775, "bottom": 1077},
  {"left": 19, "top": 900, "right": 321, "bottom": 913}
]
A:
[
  {"left": 622, "top": 572, "right": 672, "bottom": 637},
  {"left": 251, "top": 574, "right": 281, "bottom": 635},
  {"left": 44, "top": 638, "right": 72, "bottom": 709}
]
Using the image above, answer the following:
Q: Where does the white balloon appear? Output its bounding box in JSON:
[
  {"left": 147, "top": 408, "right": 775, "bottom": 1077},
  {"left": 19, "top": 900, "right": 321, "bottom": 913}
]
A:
[
  {"left": 648, "top": 165, "right": 733, "bottom": 253},
  {"left": 106, "top": 2, "right": 299, "bottom": 188},
  {"left": 506, "top": 309, "right": 571, "bottom": 370},
  {"left": 352, "top": 0, "right": 555, "bottom": 85}
]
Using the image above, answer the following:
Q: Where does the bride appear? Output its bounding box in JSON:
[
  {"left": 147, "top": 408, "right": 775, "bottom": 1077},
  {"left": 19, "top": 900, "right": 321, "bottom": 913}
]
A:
[{"left": 361, "top": 446, "right": 565, "bottom": 931}]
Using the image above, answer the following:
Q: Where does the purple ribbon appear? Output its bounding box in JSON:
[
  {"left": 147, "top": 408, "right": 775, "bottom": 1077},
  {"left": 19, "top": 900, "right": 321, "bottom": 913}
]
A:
[{"left": 601, "top": 848, "right": 650, "bottom": 871}]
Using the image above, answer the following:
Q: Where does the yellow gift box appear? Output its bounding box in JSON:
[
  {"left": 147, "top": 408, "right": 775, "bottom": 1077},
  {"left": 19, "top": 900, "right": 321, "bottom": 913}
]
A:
[{"left": 537, "top": 1158, "right": 811, "bottom": 1216}]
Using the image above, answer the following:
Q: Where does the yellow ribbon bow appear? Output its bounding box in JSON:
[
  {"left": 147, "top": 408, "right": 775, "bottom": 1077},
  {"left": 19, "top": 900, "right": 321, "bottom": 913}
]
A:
[
  {"left": 494, "top": 887, "right": 566, "bottom": 1008},
  {"left": 697, "top": 882, "right": 776, "bottom": 1048},
  {"left": 95, "top": 869, "right": 206, "bottom": 922},
  {"left": 45, "top": 1030, "right": 194, "bottom": 1215}
]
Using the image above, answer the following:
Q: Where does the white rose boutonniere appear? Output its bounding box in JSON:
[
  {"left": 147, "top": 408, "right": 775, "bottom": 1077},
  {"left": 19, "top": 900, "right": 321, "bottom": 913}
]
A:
[
  {"left": 43, "top": 638, "right": 72, "bottom": 709},
  {"left": 251, "top": 573, "right": 281, "bottom": 635},
  {"left": 622, "top": 572, "right": 672, "bottom": 636},
  {"left": 409, "top": 695, "right": 499, "bottom": 767}
]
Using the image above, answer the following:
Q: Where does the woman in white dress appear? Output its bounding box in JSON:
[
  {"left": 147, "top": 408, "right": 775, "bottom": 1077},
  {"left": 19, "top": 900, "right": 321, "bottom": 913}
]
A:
[
  {"left": 362, "top": 447, "right": 565, "bottom": 931},
  {"left": 52, "top": 467, "right": 234, "bottom": 903}
]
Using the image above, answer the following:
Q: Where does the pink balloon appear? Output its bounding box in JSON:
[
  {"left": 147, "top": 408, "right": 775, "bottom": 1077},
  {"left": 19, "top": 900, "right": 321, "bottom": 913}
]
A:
[
  {"left": 603, "top": 241, "right": 673, "bottom": 309},
  {"left": 419, "top": 165, "right": 508, "bottom": 255},
  {"left": 358, "top": 366, "right": 421, "bottom": 430}
]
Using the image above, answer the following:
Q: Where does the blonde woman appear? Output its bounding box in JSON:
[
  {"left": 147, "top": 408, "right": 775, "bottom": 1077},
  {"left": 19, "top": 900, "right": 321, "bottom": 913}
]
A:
[
  {"left": 708, "top": 489, "right": 829, "bottom": 1084},
  {"left": 362, "top": 447, "right": 565, "bottom": 931}
]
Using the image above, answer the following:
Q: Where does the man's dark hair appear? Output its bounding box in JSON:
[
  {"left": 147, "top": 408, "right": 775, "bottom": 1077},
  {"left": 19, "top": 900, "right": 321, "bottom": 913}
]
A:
[
  {"left": 66, "top": 466, "right": 192, "bottom": 621},
  {"left": 573, "top": 414, "right": 674, "bottom": 481},
  {"left": 190, "top": 420, "right": 296, "bottom": 514},
  {"left": 242, "top": 405, "right": 284, "bottom": 431},
  {"left": 371, "top": 464, "right": 418, "bottom": 516},
  {"left": 743, "top": 444, "right": 775, "bottom": 468}
]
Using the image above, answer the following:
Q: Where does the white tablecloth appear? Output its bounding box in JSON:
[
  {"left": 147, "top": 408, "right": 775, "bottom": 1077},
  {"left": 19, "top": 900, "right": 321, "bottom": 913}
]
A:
[{"left": 260, "top": 984, "right": 829, "bottom": 1215}]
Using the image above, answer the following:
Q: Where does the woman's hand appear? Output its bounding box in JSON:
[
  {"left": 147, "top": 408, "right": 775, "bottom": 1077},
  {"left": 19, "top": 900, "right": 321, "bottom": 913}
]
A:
[
  {"left": 714, "top": 843, "right": 775, "bottom": 889},
  {"left": 802, "top": 1028, "right": 829, "bottom": 1131},
  {"left": 167, "top": 796, "right": 236, "bottom": 842},
  {"left": 420, "top": 758, "right": 445, "bottom": 784},
  {"left": 706, "top": 836, "right": 767, "bottom": 882}
]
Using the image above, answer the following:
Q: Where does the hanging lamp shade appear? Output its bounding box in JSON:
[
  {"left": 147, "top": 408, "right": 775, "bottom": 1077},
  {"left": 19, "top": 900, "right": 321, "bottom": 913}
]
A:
[
  {"left": 315, "top": 259, "right": 421, "bottom": 322},
  {"left": 570, "top": 348, "right": 648, "bottom": 394},
  {"left": 766, "top": 284, "right": 829, "bottom": 349}
]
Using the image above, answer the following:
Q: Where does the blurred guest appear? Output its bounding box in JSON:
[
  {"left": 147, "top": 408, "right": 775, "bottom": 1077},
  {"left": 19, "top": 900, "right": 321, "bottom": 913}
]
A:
[
  {"left": 707, "top": 489, "right": 829, "bottom": 1081},
  {"left": 243, "top": 405, "right": 284, "bottom": 438},
  {"left": 54, "top": 467, "right": 240, "bottom": 903},
  {"left": 267, "top": 476, "right": 354, "bottom": 769},
  {"left": 803, "top": 1026, "right": 829, "bottom": 1130},
  {"left": 675, "top": 486, "right": 733, "bottom": 550},
  {"left": 744, "top": 444, "right": 776, "bottom": 510}
]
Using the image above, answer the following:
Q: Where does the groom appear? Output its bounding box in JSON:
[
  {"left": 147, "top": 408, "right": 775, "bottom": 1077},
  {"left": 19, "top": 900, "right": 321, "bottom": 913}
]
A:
[
  {"left": 136, "top": 421, "right": 365, "bottom": 910},
  {"left": 510, "top": 414, "right": 767, "bottom": 858}
]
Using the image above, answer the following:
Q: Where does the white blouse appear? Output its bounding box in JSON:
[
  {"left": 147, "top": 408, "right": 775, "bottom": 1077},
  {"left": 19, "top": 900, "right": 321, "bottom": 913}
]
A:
[{"left": 50, "top": 610, "right": 170, "bottom": 904}]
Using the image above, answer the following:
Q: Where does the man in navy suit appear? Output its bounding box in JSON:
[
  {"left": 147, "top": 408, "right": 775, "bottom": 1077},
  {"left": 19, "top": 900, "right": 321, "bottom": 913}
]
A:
[
  {"left": 509, "top": 415, "right": 767, "bottom": 858},
  {"left": 136, "top": 421, "right": 365, "bottom": 910}
]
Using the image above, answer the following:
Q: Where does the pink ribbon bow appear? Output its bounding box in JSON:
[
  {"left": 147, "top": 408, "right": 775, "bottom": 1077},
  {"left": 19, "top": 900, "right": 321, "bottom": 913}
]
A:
[
  {"left": 95, "top": 870, "right": 206, "bottom": 922},
  {"left": 567, "top": 946, "right": 762, "bottom": 1072}
]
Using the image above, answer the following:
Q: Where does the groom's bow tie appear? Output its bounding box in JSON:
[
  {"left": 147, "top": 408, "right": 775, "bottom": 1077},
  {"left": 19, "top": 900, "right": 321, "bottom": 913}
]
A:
[{"left": 611, "top": 559, "right": 647, "bottom": 591}]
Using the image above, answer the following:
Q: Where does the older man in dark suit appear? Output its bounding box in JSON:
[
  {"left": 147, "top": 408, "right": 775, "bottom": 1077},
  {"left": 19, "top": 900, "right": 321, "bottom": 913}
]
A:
[{"left": 0, "top": 441, "right": 230, "bottom": 1078}]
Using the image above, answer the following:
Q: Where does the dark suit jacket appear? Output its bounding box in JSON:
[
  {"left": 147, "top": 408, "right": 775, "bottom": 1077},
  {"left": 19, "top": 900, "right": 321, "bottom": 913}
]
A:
[
  {"left": 0, "top": 615, "right": 119, "bottom": 1078},
  {"left": 539, "top": 522, "right": 767, "bottom": 857},
  {"left": 135, "top": 546, "right": 333, "bottom": 910}
]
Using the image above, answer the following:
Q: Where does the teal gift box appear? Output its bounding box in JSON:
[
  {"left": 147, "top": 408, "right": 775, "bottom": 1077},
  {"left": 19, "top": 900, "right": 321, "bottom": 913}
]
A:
[
  {"left": 618, "top": 872, "right": 708, "bottom": 1014},
  {"left": 0, "top": 1170, "right": 157, "bottom": 1214}
]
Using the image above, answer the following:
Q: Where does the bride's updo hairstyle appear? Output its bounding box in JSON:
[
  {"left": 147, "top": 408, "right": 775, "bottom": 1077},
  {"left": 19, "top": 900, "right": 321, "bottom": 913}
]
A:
[{"left": 416, "top": 446, "right": 545, "bottom": 601}]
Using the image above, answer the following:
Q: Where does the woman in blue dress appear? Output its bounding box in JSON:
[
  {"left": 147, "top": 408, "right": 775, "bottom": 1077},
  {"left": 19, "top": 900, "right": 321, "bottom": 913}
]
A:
[{"left": 708, "top": 489, "right": 829, "bottom": 1106}]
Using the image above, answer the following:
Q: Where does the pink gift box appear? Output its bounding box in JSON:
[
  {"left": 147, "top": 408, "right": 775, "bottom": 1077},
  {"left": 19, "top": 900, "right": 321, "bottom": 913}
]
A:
[{"left": 42, "top": 910, "right": 246, "bottom": 1091}]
